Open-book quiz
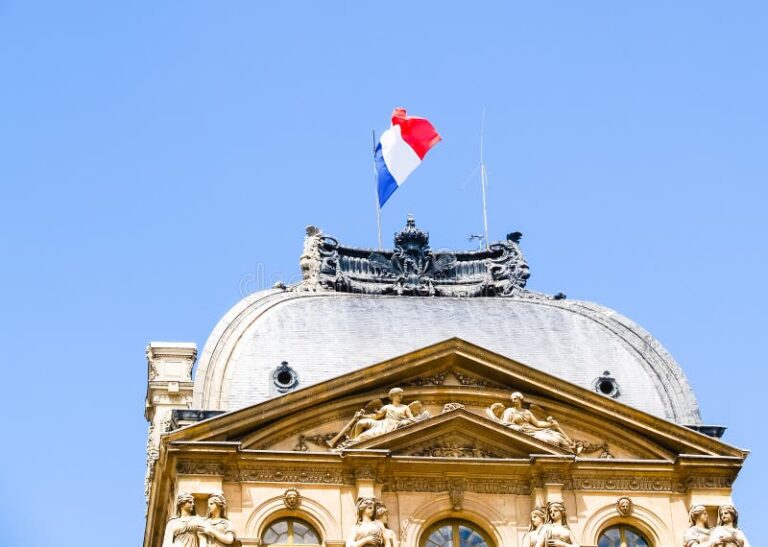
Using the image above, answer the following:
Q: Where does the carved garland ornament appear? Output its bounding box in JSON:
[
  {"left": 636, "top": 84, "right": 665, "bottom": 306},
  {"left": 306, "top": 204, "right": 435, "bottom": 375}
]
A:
[{"left": 411, "top": 445, "right": 501, "bottom": 458}]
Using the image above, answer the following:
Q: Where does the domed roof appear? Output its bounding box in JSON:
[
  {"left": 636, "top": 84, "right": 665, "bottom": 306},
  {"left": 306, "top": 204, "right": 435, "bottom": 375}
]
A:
[{"left": 192, "top": 289, "right": 702, "bottom": 424}]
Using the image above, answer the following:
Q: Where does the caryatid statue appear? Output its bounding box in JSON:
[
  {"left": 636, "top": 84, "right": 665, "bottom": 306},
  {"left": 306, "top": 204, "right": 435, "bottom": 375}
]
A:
[
  {"left": 163, "top": 493, "right": 205, "bottom": 547},
  {"left": 521, "top": 506, "right": 546, "bottom": 547},
  {"left": 708, "top": 504, "right": 750, "bottom": 547},
  {"left": 535, "top": 501, "right": 580, "bottom": 547},
  {"left": 684, "top": 505, "right": 711, "bottom": 547},
  {"left": 375, "top": 501, "right": 399, "bottom": 547},
  {"left": 346, "top": 497, "right": 386, "bottom": 547},
  {"left": 199, "top": 493, "right": 236, "bottom": 547}
]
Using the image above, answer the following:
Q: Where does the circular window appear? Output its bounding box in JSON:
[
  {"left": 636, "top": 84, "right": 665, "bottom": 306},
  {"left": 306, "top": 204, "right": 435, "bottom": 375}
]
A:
[
  {"left": 272, "top": 361, "right": 299, "bottom": 393},
  {"left": 262, "top": 517, "right": 320, "bottom": 546},
  {"left": 421, "top": 519, "right": 494, "bottom": 547},
  {"left": 598, "top": 524, "right": 650, "bottom": 547},
  {"left": 593, "top": 371, "right": 620, "bottom": 398}
]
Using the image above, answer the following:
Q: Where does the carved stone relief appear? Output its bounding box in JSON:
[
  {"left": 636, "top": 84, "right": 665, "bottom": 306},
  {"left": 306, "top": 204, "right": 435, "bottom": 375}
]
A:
[
  {"left": 331, "top": 387, "right": 427, "bottom": 448},
  {"left": 176, "top": 461, "right": 353, "bottom": 485},
  {"left": 441, "top": 402, "right": 465, "bottom": 413},
  {"left": 616, "top": 496, "right": 633, "bottom": 517},
  {"left": 383, "top": 476, "right": 531, "bottom": 496},
  {"left": 405, "top": 369, "right": 506, "bottom": 388},
  {"left": 485, "top": 391, "right": 574, "bottom": 450},
  {"left": 448, "top": 478, "right": 465, "bottom": 511},
  {"left": 410, "top": 445, "right": 501, "bottom": 458},
  {"left": 292, "top": 433, "right": 336, "bottom": 451},
  {"left": 283, "top": 488, "right": 301, "bottom": 510}
]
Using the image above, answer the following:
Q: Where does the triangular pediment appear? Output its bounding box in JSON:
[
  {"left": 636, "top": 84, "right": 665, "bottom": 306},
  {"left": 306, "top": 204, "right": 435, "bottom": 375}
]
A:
[
  {"left": 353, "top": 407, "right": 571, "bottom": 458},
  {"left": 167, "top": 338, "right": 745, "bottom": 461}
]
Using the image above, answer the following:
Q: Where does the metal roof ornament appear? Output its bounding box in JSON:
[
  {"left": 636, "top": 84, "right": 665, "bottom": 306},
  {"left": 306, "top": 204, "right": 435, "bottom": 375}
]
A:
[{"left": 294, "top": 215, "right": 565, "bottom": 299}]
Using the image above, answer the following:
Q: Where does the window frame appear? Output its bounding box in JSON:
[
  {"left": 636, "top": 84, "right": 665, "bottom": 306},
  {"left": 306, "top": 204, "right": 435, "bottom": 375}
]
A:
[
  {"left": 261, "top": 517, "right": 322, "bottom": 546},
  {"left": 420, "top": 518, "right": 495, "bottom": 547},
  {"left": 597, "top": 524, "right": 652, "bottom": 547}
]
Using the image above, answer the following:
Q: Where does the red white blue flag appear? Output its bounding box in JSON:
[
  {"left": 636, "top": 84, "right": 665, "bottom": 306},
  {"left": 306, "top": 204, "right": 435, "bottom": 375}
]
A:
[{"left": 375, "top": 108, "right": 441, "bottom": 207}]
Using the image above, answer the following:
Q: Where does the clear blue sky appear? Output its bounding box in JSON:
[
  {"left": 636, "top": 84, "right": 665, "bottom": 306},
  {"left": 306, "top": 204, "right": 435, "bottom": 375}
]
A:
[{"left": 1, "top": 2, "right": 766, "bottom": 544}]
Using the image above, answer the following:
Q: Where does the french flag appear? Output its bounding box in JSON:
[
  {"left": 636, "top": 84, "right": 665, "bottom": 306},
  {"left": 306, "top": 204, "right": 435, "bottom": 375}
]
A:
[{"left": 375, "top": 108, "right": 441, "bottom": 207}]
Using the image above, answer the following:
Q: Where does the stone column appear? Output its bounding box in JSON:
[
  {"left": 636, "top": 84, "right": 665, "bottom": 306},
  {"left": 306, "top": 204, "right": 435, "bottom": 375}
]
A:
[{"left": 144, "top": 341, "right": 197, "bottom": 504}]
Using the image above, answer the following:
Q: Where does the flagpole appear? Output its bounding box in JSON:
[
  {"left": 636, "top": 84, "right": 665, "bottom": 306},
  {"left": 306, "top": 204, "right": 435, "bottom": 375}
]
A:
[
  {"left": 372, "top": 129, "right": 383, "bottom": 250},
  {"left": 480, "top": 108, "right": 490, "bottom": 250}
]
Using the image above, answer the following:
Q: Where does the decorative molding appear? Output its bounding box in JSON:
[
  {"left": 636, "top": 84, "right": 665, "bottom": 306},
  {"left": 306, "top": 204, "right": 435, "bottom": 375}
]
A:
[
  {"left": 452, "top": 371, "right": 493, "bottom": 387},
  {"left": 354, "top": 467, "right": 378, "bottom": 481},
  {"left": 293, "top": 433, "right": 336, "bottom": 452},
  {"left": 406, "top": 369, "right": 506, "bottom": 389},
  {"left": 680, "top": 475, "right": 735, "bottom": 489},
  {"left": 441, "top": 402, "right": 465, "bottom": 413},
  {"left": 448, "top": 478, "right": 465, "bottom": 511},
  {"left": 176, "top": 460, "right": 353, "bottom": 485},
  {"left": 410, "top": 445, "right": 501, "bottom": 459},
  {"left": 406, "top": 371, "right": 449, "bottom": 386},
  {"left": 145, "top": 410, "right": 172, "bottom": 505},
  {"left": 570, "top": 475, "right": 673, "bottom": 492},
  {"left": 226, "top": 465, "right": 352, "bottom": 485},
  {"left": 383, "top": 476, "right": 530, "bottom": 496},
  {"left": 574, "top": 440, "right": 614, "bottom": 459},
  {"left": 177, "top": 460, "right": 226, "bottom": 476}
]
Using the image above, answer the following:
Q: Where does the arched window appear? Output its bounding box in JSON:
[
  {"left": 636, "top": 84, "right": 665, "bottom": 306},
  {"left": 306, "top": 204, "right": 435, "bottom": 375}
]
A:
[
  {"left": 598, "top": 525, "right": 651, "bottom": 547},
  {"left": 262, "top": 517, "right": 321, "bottom": 546},
  {"left": 421, "top": 519, "right": 494, "bottom": 547}
]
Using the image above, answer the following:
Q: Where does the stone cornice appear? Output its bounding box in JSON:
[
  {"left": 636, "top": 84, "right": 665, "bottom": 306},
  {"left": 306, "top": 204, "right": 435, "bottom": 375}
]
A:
[{"left": 167, "top": 339, "right": 745, "bottom": 460}]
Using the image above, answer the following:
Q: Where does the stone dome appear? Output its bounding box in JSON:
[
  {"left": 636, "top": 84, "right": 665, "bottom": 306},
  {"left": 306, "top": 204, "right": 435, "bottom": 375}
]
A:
[{"left": 192, "top": 289, "right": 702, "bottom": 425}]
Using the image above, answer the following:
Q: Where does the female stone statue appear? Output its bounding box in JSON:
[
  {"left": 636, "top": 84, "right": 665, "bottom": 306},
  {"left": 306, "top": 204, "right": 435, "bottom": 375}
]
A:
[
  {"left": 502, "top": 393, "right": 572, "bottom": 449},
  {"left": 346, "top": 497, "right": 386, "bottom": 547},
  {"left": 375, "top": 501, "right": 399, "bottom": 547},
  {"left": 708, "top": 505, "right": 750, "bottom": 547},
  {"left": 351, "top": 388, "right": 415, "bottom": 443},
  {"left": 684, "top": 505, "right": 712, "bottom": 547},
  {"left": 535, "top": 501, "right": 579, "bottom": 547},
  {"left": 199, "top": 493, "right": 236, "bottom": 547},
  {"left": 163, "top": 493, "right": 205, "bottom": 547},
  {"left": 521, "top": 507, "right": 546, "bottom": 547}
]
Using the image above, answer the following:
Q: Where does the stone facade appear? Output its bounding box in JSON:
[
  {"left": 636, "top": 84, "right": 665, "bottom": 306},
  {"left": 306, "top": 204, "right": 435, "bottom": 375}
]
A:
[{"left": 144, "top": 339, "right": 747, "bottom": 547}]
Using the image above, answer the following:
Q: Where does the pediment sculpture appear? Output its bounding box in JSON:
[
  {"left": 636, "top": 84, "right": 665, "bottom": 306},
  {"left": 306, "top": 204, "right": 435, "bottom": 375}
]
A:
[
  {"left": 485, "top": 392, "right": 574, "bottom": 451},
  {"left": 162, "top": 492, "right": 235, "bottom": 547},
  {"left": 332, "top": 387, "right": 430, "bottom": 448}
]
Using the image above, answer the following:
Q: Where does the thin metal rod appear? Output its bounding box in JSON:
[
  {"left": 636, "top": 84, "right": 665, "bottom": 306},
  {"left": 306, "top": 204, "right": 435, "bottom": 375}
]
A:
[
  {"left": 372, "top": 129, "right": 383, "bottom": 250},
  {"left": 480, "top": 108, "right": 490, "bottom": 249}
]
